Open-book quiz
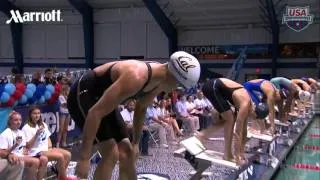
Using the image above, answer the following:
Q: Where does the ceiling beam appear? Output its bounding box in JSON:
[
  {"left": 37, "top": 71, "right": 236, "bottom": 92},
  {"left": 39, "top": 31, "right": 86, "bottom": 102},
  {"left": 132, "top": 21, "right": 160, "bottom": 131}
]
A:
[
  {"left": 68, "top": 0, "right": 94, "bottom": 69},
  {"left": 143, "top": 0, "right": 177, "bottom": 55},
  {"left": 0, "top": 0, "right": 24, "bottom": 73},
  {"left": 177, "top": 13, "right": 261, "bottom": 21},
  {"left": 169, "top": 0, "right": 256, "bottom": 7},
  {"left": 178, "top": 19, "right": 264, "bottom": 26}
]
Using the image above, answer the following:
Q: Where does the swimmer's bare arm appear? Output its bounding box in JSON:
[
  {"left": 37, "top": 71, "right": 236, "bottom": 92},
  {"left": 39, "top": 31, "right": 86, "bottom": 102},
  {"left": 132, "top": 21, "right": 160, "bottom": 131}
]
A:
[
  {"left": 283, "top": 86, "right": 296, "bottom": 120},
  {"left": 302, "top": 82, "right": 311, "bottom": 92},
  {"left": 277, "top": 99, "right": 285, "bottom": 120},
  {"left": 294, "top": 83, "right": 302, "bottom": 92},
  {"left": 79, "top": 73, "right": 145, "bottom": 160},
  {"left": 308, "top": 78, "right": 317, "bottom": 85},
  {"left": 132, "top": 90, "right": 160, "bottom": 145},
  {"left": 266, "top": 91, "right": 276, "bottom": 130},
  {"left": 315, "top": 82, "right": 320, "bottom": 90}
]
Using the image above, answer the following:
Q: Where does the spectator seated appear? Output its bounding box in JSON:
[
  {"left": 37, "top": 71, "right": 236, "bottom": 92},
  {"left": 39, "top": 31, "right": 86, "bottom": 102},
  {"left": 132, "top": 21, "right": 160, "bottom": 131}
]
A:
[
  {"left": 145, "top": 103, "right": 171, "bottom": 148},
  {"left": 193, "top": 90, "right": 215, "bottom": 129},
  {"left": 175, "top": 94, "right": 200, "bottom": 135},
  {"left": 120, "top": 99, "right": 150, "bottom": 156}
]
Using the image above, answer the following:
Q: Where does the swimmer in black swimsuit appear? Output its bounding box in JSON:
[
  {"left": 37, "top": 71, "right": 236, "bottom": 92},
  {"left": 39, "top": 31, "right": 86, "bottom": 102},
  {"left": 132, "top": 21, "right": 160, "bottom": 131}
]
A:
[
  {"left": 67, "top": 51, "right": 201, "bottom": 180},
  {"left": 198, "top": 78, "right": 269, "bottom": 166}
]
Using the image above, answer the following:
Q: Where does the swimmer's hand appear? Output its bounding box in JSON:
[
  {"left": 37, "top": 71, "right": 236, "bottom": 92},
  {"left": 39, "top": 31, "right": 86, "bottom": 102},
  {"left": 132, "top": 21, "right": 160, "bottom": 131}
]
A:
[
  {"left": 235, "top": 156, "right": 248, "bottom": 166},
  {"left": 76, "top": 159, "right": 89, "bottom": 179}
]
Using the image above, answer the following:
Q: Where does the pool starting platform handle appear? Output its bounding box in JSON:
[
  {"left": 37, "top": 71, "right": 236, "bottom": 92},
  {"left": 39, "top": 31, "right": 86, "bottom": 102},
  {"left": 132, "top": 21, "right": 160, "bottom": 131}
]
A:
[{"left": 246, "top": 134, "right": 281, "bottom": 168}]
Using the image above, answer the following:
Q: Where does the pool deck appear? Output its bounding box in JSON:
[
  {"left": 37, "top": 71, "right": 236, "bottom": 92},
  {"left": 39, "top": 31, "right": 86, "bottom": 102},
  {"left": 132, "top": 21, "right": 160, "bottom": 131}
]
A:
[{"left": 52, "top": 115, "right": 316, "bottom": 180}]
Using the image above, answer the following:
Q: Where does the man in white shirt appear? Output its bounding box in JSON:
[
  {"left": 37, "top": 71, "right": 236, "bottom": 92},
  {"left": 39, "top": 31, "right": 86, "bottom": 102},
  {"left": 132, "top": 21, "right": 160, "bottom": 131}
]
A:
[
  {"left": 120, "top": 99, "right": 151, "bottom": 156},
  {"left": 155, "top": 103, "right": 176, "bottom": 143},
  {"left": 121, "top": 99, "right": 136, "bottom": 127},
  {"left": 145, "top": 104, "right": 169, "bottom": 148},
  {"left": 175, "top": 94, "right": 200, "bottom": 134},
  {"left": 194, "top": 90, "right": 214, "bottom": 129}
]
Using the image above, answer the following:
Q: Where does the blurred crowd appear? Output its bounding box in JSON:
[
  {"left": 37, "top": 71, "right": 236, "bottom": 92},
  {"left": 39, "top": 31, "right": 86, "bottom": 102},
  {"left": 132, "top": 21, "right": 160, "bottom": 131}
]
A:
[{"left": 118, "top": 85, "right": 216, "bottom": 155}]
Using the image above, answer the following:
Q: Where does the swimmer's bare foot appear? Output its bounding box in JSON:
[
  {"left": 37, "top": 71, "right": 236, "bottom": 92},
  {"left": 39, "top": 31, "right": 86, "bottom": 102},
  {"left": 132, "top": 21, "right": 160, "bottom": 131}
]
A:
[
  {"left": 223, "top": 155, "right": 236, "bottom": 163},
  {"left": 195, "top": 132, "right": 206, "bottom": 144}
]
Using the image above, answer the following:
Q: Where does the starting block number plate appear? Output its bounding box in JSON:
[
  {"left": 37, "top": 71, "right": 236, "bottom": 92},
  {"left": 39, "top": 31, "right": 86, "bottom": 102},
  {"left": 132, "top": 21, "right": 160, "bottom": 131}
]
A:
[
  {"left": 270, "top": 156, "right": 280, "bottom": 168},
  {"left": 237, "top": 165, "right": 254, "bottom": 180},
  {"left": 268, "top": 138, "right": 277, "bottom": 156}
]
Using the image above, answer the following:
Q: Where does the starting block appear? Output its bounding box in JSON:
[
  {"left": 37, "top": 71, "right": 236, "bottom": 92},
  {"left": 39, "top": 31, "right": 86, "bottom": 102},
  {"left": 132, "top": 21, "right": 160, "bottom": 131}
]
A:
[
  {"left": 174, "top": 137, "right": 240, "bottom": 179},
  {"left": 265, "top": 118, "right": 293, "bottom": 146},
  {"left": 246, "top": 128, "right": 279, "bottom": 168},
  {"left": 265, "top": 118, "right": 289, "bottom": 131},
  {"left": 289, "top": 116, "right": 311, "bottom": 133},
  {"left": 247, "top": 129, "right": 274, "bottom": 142}
]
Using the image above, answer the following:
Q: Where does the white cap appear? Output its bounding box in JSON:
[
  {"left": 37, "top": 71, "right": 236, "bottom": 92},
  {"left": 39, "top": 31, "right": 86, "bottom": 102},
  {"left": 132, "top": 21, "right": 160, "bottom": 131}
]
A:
[
  {"left": 298, "top": 90, "right": 311, "bottom": 102},
  {"left": 168, "top": 51, "right": 201, "bottom": 89}
]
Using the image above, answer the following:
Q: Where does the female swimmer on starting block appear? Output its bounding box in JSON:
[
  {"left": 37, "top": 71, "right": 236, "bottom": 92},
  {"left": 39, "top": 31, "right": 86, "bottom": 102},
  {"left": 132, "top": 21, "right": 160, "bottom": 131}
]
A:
[
  {"left": 290, "top": 79, "right": 312, "bottom": 112},
  {"left": 243, "top": 79, "right": 285, "bottom": 135},
  {"left": 270, "top": 77, "right": 298, "bottom": 123},
  {"left": 67, "top": 51, "right": 201, "bottom": 179},
  {"left": 301, "top": 77, "right": 320, "bottom": 91},
  {"left": 196, "top": 78, "right": 269, "bottom": 166},
  {"left": 292, "top": 79, "right": 312, "bottom": 92}
]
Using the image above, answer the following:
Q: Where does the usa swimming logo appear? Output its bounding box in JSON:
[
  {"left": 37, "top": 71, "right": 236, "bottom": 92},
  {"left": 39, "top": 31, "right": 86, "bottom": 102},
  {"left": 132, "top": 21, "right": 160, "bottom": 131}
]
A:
[
  {"left": 5, "top": 10, "right": 62, "bottom": 24},
  {"left": 282, "top": 6, "right": 313, "bottom": 32}
]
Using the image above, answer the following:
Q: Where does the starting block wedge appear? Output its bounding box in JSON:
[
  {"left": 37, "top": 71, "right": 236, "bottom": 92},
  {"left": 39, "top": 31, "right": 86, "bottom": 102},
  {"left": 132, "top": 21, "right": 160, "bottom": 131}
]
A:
[
  {"left": 208, "top": 137, "right": 224, "bottom": 141},
  {"left": 195, "top": 151, "right": 239, "bottom": 169},
  {"left": 246, "top": 128, "right": 281, "bottom": 168},
  {"left": 265, "top": 117, "right": 291, "bottom": 137},
  {"left": 247, "top": 129, "right": 274, "bottom": 142},
  {"left": 174, "top": 137, "right": 241, "bottom": 179},
  {"left": 246, "top": 128, "right": 278, "bottom": 161},
  {"left": 265, "top": 117, "right": 290, "bottom": 127},
  {"left": 180, "top": 137, "right": 240, "bottom": 169}
]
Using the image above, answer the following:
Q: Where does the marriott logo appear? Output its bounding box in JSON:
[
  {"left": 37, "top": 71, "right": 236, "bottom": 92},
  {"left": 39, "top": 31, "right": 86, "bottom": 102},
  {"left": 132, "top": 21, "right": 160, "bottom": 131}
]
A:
[{"left": 5, "top": 10, "right": 62, "bottom": 24}]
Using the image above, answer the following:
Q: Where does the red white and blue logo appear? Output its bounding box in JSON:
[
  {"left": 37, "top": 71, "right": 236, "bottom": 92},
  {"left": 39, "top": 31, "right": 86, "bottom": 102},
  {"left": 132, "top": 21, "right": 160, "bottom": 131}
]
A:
[{"left": 282, "top": 6, "right": 314, "bottom": 32}]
